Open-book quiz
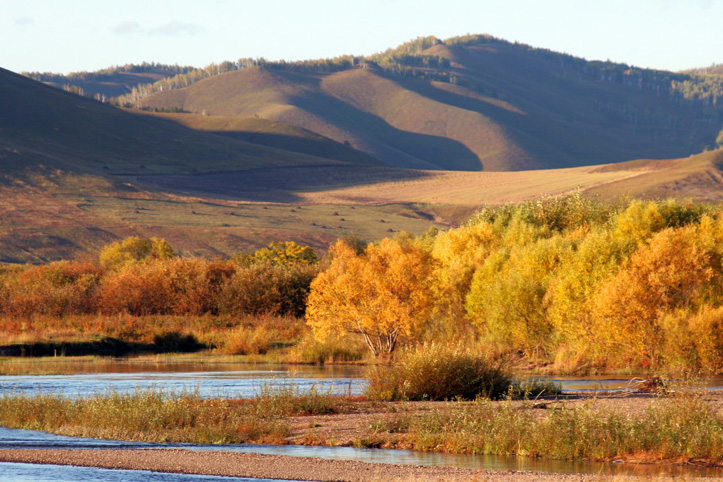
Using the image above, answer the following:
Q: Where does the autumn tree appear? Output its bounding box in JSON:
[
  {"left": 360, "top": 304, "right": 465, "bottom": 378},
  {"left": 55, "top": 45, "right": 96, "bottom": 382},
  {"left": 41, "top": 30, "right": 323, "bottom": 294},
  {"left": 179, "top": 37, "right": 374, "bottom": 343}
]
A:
[
  {"left": 592, "top": 225, "right": 715, "bottom": 367},
  {"left": 428, "top": 222, "right": 497, "bottom": 339},
  {"left": 466, "top": 234, "right": 574, "bottom": 354},
  {"left": 99, "top": 236, "right": 173, "bottom": 270},
  {"left": 240, "top": 241, "right": 318, "bottom": 266},
  {"left": 306, "top": 238, "right": 435, "bottom": 357}
]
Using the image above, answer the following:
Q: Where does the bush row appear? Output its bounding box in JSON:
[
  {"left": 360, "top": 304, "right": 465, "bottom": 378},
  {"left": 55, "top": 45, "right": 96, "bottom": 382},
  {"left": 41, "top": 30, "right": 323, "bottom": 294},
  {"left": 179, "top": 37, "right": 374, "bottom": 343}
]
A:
[{"left": 0, "top": 259, "right": 318, "bottom": 318}]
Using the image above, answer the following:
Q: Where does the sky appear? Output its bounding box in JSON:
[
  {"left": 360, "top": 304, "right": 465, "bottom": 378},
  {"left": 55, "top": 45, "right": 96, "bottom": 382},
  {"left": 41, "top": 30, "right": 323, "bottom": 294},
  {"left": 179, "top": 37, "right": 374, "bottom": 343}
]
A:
[{"left": 2, "top": 0, "right": 722, "bottom": 75}]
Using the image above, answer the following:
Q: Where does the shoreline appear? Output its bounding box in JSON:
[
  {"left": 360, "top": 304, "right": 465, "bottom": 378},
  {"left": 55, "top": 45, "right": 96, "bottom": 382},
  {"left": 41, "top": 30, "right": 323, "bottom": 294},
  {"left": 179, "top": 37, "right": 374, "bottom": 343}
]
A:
[{"left": 0, "top": 448, "right": 633, "bottom": 481}]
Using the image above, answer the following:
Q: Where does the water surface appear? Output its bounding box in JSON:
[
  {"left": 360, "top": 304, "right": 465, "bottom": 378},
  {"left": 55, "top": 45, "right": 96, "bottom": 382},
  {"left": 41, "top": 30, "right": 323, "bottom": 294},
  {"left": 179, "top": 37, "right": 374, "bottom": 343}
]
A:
[
  {"left": 1, "top": 427, "right": 721, "bottom": 479},
  {"left": 0, "top": 462, "right": 302, "bottom": 482},
  {"left": 0, "top": 363, "right": 365, "bottom": 398}
]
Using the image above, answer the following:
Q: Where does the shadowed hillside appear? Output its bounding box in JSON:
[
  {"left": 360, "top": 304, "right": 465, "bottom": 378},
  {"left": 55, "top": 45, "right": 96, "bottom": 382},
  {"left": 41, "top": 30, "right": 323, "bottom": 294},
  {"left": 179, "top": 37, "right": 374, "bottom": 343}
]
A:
[
  {"left": 22, "top": 63, "right": 195, "bottom": 100},
  {"left": 0, "top": 67, "right": 367, "bottom": 176},
  {"left": 126, "top": 35, "right": 723, "bottom": 171},
  {"left": 146, "top": 112, "right": 381, "bottom": 166}
]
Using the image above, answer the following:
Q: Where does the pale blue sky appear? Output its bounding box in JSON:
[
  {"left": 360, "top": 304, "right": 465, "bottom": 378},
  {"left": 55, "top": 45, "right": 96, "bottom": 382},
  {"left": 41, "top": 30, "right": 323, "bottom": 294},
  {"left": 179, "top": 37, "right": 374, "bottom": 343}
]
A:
[{"left": 2, "top": 0, "right": 721, "bottom": 74}]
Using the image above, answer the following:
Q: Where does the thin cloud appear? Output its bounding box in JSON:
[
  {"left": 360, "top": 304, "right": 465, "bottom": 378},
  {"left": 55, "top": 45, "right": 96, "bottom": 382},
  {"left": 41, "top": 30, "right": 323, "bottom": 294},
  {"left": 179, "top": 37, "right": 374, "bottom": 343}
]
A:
[
  {"left": 150, "top": 21, "right": 204, "bottom": 37},
  {"left": 14, "top": 17, "right": 35, "bottom": 27},
  {"left": 112, "top": 21, "right": 142, "bottom": 35}
]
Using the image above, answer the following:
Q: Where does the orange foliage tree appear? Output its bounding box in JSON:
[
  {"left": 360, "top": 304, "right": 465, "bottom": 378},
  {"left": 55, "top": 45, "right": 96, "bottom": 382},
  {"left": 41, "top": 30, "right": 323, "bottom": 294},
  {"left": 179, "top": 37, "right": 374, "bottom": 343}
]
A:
[
  {"left": 306, "top": 238, "right": 435, "bottom": 357},
  {"left": 592, "top": 225, "right": 716, "bottom": 367}
]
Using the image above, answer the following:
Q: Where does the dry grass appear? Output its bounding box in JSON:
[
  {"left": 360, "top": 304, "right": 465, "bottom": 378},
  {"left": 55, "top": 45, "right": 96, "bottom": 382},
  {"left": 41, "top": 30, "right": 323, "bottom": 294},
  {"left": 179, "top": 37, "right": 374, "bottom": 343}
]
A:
[
  {"left": 0, "top": 313, "right": 307, "bottom": 359},
  {"left": 3, "top": 150, "right": 723, "bottom": 263}
]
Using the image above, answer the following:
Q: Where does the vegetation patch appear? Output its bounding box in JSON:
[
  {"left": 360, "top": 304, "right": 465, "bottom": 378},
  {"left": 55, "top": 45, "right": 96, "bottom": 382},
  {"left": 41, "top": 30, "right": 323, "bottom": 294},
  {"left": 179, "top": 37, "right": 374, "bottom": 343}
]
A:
[
  {"left": 365, "top": 344, "right": 513, "bottom": 401},
  {"left": 402, "top": 390, "right": 723, "bottom": 463},
  {"left": 0, "top": 390, "right": 289, "bottom": 444},
  {"left": 0, "top": 388, "right": 360, "bottom": 445}
]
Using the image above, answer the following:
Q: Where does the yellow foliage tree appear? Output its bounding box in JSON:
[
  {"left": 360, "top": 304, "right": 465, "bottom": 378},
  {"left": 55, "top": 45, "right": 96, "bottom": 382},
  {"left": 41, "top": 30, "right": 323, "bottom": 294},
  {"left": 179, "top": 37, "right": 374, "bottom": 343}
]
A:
[
  {"left": 99, "top": 236, "right": 173, "bottom": 270},
  {"left": 250, "top": 241, "right": 318, "bottom": 266},
  {"left": 592, "top": 226, "right": 715, "bottom": 367},
  {"left": 545, "top": 228, "right": 633, "bottom": 358},
  {"left": 466, "top": 234, "right": 574, "bottom": 354},
  {"left": 306, "top": 238, "right": 435, "bottom": 357}
]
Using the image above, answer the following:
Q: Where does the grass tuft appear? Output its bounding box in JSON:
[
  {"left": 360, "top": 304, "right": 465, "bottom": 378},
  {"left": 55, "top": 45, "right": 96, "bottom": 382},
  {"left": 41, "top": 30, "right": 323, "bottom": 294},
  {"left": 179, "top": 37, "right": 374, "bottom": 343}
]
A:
[
  {"left": 404, "top": 389, "right": 723, "bottom": 462},
  {"left": 365, "top": 344, "right": 513, "bottom": 401}
]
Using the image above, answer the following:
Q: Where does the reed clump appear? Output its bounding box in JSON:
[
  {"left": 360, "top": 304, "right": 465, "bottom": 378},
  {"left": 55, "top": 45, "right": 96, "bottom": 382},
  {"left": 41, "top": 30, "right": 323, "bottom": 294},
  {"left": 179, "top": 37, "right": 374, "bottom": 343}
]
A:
[
  {"left": 0, "top": 386, "right": 362, "bottom": 444},
  {"left": 365, "top": 344, "right": 514, "bottom": 401},
  {"left": 0, "top": 389, "right": 290, "bottom": 444},
  {"left": 405, "top": 389, "right": 723, "bottom": 462}
]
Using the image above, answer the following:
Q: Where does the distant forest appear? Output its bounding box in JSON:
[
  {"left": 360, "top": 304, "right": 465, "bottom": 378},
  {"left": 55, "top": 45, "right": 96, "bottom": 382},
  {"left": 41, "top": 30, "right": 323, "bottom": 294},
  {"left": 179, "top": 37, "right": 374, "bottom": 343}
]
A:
[{"left": 23, "top": 34, "right": 723, "bottom": 108}]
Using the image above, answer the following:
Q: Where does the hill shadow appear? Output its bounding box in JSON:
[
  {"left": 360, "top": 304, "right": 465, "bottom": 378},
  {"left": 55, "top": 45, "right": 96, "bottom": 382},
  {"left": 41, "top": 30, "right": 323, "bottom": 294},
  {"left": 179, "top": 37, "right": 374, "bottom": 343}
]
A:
[
  {"left": 134, "top": 165, "right": 433, "bottom": 203},
  {"left": 377, "top": 69, "right": 586, "bottom": 169},
  {"left": 290, "top": 86, "right": 484, "bottom": 171},
  {"left": 206, "top": 130, "right": 380, "bottom": 165}
]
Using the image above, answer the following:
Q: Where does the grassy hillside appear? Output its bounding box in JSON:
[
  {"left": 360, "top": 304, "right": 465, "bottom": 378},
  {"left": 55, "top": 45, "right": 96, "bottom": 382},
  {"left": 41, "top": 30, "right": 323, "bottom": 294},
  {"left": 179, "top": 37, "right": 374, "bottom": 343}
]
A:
[
  {"left": 4, "top": 148, "right": 723, "bottom": 263},
  {"left": 0, "top": 67, "right": 362, "bottom": 176},
  {"left": 145, "top": 112, "right": 380, "bottom": 165},
  {"left": 22, "top": 63, "right": 194, "bottom": 99},
  {"left": 128, "top": 35, "right": 723, "bottom": 171},
  {"left": 585, "top": 149, "right": 723, "bottom": 201},
  {"left": 4, "top": 42, "right": 723, "bottom": 263}
]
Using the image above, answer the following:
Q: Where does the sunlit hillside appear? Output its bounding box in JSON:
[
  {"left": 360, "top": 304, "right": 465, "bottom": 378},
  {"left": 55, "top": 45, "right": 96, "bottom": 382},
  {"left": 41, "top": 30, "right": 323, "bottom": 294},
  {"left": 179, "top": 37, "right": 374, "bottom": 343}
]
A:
[{"left": 129, "top": 35, "right": 723, "bottom": 171}]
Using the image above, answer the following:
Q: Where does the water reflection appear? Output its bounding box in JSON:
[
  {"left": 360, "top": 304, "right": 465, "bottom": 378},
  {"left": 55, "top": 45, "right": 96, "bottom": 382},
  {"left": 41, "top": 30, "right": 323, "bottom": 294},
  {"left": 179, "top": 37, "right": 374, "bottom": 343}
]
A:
[
  {"left": 1, "top": 427, "right": 721, "bottom": 479},
  {"left": 0, "top": 462, "right": 302, "bottom": 482},
  {"left": 0, "top": 364, "right": 366, "bottom": 399}
]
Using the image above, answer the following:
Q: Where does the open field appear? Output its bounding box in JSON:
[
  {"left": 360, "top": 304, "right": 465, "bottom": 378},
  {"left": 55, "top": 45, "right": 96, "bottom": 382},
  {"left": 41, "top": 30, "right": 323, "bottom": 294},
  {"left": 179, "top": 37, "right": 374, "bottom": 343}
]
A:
[{"left": 3, "top": 149, "right": 723, "bottom": 262}]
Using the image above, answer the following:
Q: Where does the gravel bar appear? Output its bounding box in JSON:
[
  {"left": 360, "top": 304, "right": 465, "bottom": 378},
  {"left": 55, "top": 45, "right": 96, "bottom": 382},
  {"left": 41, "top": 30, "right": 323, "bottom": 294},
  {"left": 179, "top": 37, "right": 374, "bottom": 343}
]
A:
[{"left": 0, "top": 448, "right": 626, "bottom": 481}]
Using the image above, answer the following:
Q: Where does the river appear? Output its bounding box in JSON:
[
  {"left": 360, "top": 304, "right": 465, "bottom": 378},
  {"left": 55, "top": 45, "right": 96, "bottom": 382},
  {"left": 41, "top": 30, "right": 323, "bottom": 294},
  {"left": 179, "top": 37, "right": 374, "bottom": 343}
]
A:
[{"left": 1, "top": 361, "right": 722, "bottom": 480}]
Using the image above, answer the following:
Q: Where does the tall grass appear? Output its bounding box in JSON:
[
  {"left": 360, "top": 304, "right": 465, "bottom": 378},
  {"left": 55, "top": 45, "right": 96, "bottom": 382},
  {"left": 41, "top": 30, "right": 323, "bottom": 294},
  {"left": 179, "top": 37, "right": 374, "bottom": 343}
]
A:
[
  {"left": 0, "top": 313, "right": 306, "bottom": 357},
  {"left": 406, "top": 390, "right": 723, "bottom": 462},
  {"left": 0, "top": 389, "right": 288, "bottom": 444},
  {"left": 0, "top": 387, "right": 359, "bottom": 445},
  {"left": 365, "top": 344, "right": 514, "bottom": 401}
]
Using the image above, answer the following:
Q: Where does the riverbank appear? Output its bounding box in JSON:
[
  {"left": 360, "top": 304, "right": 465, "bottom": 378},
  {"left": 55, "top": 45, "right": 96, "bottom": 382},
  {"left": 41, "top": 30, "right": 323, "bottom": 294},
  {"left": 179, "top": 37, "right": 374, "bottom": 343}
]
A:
[
  {"left": 0, "top": 448, "right": 662, "bottom": 481},
  {"left": 2, "top": 389, "right": 722, "bottom": 467}
]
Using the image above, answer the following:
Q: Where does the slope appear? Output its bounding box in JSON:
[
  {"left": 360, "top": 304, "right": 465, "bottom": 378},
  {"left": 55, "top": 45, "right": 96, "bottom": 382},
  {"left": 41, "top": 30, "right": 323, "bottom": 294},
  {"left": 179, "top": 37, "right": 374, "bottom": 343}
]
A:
[
  {"left": 144, "top": 112, "right": 380, "bottom": 166},
  {"left": 133, "top": 36, "right": 723, "bottom": 171},
  {"left": 23, "top": 63, "right": 194, "bottom": 99},
  {"left": 0, "top": 67, "right": 354, "bottom": 177},
  {"left": 585, "top": 149, "right": 723, "bottom": 201}
]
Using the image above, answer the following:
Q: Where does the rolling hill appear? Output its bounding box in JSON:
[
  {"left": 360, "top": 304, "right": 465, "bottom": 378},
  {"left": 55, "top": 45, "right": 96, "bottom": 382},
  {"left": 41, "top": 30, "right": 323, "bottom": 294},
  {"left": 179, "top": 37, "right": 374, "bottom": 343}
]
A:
[
  {"left": 0, "top": 67, "right": 374, "bottom": 176},
  {"left": 3, "top": 35, "right": 723, "bottom": 263},
  {"left": 22, "top": 63, "right": 195, "bottom": 100},
  {"left": 128, "top": 35, "right": 723, "bottom": 172}
]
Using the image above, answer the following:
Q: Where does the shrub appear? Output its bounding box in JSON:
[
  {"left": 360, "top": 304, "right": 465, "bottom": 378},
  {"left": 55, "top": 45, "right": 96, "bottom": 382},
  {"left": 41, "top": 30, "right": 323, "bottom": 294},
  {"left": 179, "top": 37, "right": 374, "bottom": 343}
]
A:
[
  {"left": 217, "top": 263, "right": 317, "bottom": 317},
  {"left": 221, "top": 325, "right": 274, "bottom": 355},
  {"left": 365, "top": 344, "right": 512, "bottom": 401},
  {"left": 0, "top": 261, "right": 101, "bottom": 317},
  {"left": 97, "top": 261, "right": 172, "bottom": 315},
  {"left": 292, "top": 332, "right": 365, "bottom": 364},
  {"left": 99, "top": 236, "right": 173, "bottom": 270},
  {"left": 97, "top": 259, "right": 235, "bottom": 316}
]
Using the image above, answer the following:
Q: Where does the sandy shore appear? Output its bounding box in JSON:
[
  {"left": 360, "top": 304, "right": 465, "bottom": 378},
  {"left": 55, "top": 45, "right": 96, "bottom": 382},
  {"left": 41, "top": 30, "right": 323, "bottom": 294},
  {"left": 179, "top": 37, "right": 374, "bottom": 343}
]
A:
[
  {"left": 0, "top": 448, "right": 626, "bottom": 481},
  {"left": 1, "top": 393, "right": 719, "bottom": 481}
]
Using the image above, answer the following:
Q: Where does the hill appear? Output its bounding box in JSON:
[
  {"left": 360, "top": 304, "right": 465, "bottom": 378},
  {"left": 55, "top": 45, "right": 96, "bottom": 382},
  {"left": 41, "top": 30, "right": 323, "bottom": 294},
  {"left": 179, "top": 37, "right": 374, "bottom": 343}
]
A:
[
  {"left": 4, "top": 35, "right": 723, "bottom": 263},
  {"left": 144, "top": 112, "right": 380, "bottom": 166},
  {"left": 0, "top": 67, "right": 364, "bottom": 176},
  {"left": 124, "top": 35, "right": 723, "bottom": 171},
  {"left": 22, "top": 63, "right": 194, "bottom": 100}
]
